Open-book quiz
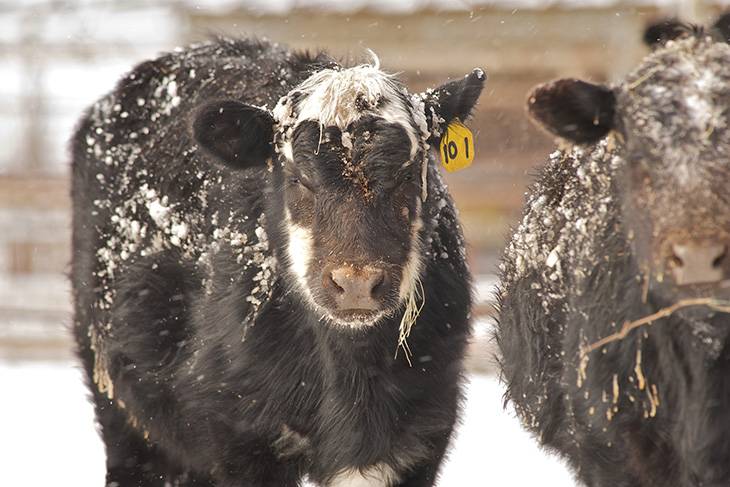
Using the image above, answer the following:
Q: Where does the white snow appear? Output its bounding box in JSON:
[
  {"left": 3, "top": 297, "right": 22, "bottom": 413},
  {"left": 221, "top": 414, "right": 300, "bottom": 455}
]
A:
[
  {"left": 0, "top": 361, "right": 576, "bottom": 486},
  {"left": 0, "top": 361, "right": 106, "bottom": 487}
]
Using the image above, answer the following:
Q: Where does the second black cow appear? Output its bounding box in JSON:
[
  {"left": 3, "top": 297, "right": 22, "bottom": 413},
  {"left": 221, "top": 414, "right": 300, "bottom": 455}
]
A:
[{"left": 497, "top": 17, "right": 730, "bottom": 487}]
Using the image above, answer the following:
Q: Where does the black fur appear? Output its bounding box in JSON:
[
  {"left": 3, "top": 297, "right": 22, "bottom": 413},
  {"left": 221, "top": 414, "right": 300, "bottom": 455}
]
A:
[
  {"left": 713, "top": 12, "right": 730, "bottom": 42},
  {"left": 192, "top": 100, "right": 274, "bottom": 169},
  {"left": 643, "top": 18, "right": 695, "bottom": 48},
  {"left": 644, "top": 14, "right": 730, "bottom": 49},
  {"left": 71, "top": 37, "right": 476, "bottom": 486},
  {"left": 527, "top": 78, "right": 616, "bottom": 144}
]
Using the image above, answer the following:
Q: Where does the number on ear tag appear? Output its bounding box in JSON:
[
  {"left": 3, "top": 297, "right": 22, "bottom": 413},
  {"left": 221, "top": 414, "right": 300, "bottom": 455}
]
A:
[{"left": 439, "top": 120, "right": 474, "bottom": 172}]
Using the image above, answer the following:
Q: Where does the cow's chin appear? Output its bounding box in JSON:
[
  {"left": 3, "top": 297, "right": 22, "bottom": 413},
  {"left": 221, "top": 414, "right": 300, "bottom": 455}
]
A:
[{"left": 326, "top": 309, "right": 388, "bottom": 329}]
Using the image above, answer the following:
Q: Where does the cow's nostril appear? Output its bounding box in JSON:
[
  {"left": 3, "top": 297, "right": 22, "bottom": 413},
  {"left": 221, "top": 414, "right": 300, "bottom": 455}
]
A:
[
  {"left": 668, "top": 252, "right": 684, "bottom": 269},
  {"left": 712, "top": 246, "right": 728, "bottom": 269},
  {"left": 370, "top": 271, "right": 388, "bottom": 299}
]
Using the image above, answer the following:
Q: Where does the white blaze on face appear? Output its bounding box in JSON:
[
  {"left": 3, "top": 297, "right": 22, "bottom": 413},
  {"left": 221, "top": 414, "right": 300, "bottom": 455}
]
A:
[
  {"left": 284, "top": 209, "right": 314, "bottom": 296},
  {"left": 328, "top": 464, "right": 400, "bottom": 487},
  {"left": 399, "top": 198, "right": 424, "bottom": 300},
  {"left": 280, "top": 139, "right": 294, "bottom": 162}
]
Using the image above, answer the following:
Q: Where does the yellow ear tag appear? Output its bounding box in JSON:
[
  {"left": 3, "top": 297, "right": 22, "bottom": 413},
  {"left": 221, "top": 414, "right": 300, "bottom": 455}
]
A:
[{"left": 439, "top": 120, "right": 474, "bottom": 172}]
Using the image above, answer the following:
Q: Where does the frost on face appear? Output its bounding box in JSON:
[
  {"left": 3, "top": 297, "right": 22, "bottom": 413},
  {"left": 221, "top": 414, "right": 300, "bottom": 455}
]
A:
[
  {"left": 271, "top": 54, "right": 434, "bottom": 202},
  {"left": 620, "top": 36, "right": 730, "bottom": 189},
  {"left": 271, "top": 54, "right": 414, "bottom": 140}
]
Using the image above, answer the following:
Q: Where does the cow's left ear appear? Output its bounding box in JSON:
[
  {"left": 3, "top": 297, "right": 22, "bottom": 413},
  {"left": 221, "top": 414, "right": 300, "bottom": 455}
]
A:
[
  {"left": 643, "top": 18, "right": 691, "bottom": 48},
  {"left": 192, "top": 100, "right": 274, "bottom": 170},
  {"left": 421, "top": 68, "right": 486, "bottom": 145},
  {"left": 527, "top": 78, "right": 616, "bottom": 145},
  {"left": 713, "top": 12, "right": 730, "bottom": 43}
]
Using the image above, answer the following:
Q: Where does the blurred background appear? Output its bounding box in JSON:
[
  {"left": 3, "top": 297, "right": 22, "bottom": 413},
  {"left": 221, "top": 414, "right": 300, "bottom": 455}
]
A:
[{"left": 1, "top": 0, "right": 727, "bottom": 485}]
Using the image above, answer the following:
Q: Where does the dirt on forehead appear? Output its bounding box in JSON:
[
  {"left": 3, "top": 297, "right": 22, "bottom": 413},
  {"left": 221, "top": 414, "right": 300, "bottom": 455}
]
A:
[{"left": 618, "top": 36, "right": 730, "bottom": 164}]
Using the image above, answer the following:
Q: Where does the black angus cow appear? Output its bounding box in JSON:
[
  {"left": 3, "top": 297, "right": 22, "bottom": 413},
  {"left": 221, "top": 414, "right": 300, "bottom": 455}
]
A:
[
  {"left": 496, "top": 18, "right": 730, "bottom": 487},
  {"left": 71, "top": 37, "right": 484, "bottom": 486}
]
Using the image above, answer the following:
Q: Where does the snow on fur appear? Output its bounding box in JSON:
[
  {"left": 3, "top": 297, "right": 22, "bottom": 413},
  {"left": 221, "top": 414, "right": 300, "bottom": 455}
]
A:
[{"left": 272, "top": 54, "right": 426, "bottom": 159}]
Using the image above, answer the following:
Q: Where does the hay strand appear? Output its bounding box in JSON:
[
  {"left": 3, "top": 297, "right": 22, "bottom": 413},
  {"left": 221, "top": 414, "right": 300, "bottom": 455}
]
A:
[
  {"left": 89, "top": 327, "right": 114, "bottom": 399},
  {"left": 580, "top": 298, "right": 730, "bottom": 358},
  {"left": 395, "top": 277, "right": 425, "bottom": 366}
]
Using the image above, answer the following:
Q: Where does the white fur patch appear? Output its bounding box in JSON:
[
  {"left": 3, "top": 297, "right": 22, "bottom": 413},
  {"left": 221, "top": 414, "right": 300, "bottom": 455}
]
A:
[
  {"left": 280, "top": 139, "right": 294, "bottom": 161},
  {"left": 328, "top": 464, "right": 400, "bottom": 487},
  {"left": 272, "top": 54, "right": 423, "bottom": 158},
  {"left": 377, "top": 97, "right": 420, "bottom": 159},
  {"left": 284, "top": 209, "right": 313, "bottom": 294},
  {"left": 398, "top": 199, "right": 424, "bottom": 300},
  {"left": 284, "top": 212, "right": 389, "bottom": 328}
]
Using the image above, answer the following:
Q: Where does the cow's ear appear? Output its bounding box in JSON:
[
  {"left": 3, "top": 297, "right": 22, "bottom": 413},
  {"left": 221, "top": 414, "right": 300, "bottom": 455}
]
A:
[
  {"left": 643, "top": 18, "right": 692, "bottom": 48},
  {"left": 421, "top": 68, "right": 486, "bottom": 145},
  {"left": 527, "top": 78, "right": 616, "bottom": 145},
  {"left": 713, "top": 12, "right": 730, "bottom": 43},
  {"left": 192, "top": 101, "right": 274, "bottom": 170}
]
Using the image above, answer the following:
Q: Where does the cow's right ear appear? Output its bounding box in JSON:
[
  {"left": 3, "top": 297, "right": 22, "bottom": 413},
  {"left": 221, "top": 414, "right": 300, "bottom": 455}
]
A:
[
  {"left": 421, "top": 68, "right": 486, "bottom": 146},
  {"left": 527, "top": 78, "right": 616, "bottom": 145},
  {"left": 192, "top": 101, "right": 274, "bottom": 170}
]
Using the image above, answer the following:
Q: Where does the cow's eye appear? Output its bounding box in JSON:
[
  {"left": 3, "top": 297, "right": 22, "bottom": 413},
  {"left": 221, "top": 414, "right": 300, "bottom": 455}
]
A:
[
  {"left": 396, "top": 170, "right": 416, "bottom": 187},
  {"left": 288, "top": 176, "right": 315, "bottom": 193}
]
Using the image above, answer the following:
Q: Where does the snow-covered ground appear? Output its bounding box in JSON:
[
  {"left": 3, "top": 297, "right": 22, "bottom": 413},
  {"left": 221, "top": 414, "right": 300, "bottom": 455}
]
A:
[{"left": 0, "top": 361, "right": 576, "bottom": 486}]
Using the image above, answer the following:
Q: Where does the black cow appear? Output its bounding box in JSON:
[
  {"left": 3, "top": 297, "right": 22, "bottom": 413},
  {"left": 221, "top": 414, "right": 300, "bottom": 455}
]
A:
[
  {"left": 71, "top": 38, "right": 484, "bottom": 486},
  {"left": 496, "top": 20, "right": 730, "bottom": 487}
]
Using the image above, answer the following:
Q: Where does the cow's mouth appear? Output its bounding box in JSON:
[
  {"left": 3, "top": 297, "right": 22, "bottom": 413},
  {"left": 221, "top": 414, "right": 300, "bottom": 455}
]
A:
[{"left": 328, "top": 308, "right": 386, "bottom": 327}]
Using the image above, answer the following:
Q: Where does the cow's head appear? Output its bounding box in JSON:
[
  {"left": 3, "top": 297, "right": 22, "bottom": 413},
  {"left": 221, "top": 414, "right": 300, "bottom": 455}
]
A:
[
  {"left": 526, "top": 27, "right": 730, "bottom": 312},
  {"left": 193, "top": 57, "right": 485, "bottom": 327}
]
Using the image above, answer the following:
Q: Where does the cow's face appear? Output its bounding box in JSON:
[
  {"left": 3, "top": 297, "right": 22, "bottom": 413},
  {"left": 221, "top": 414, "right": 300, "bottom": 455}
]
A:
[
  {"left": 275, "top": 118, "right": 423, "bottom": 326},
  {"left": 193, "top": 60, "right": 485, "bottom": 327},
  {"left": 526, "top": 34, "right": 730, "bottom": 316},
  {"left": 616, "top": 37, "right": 730, "bottom": 309}
]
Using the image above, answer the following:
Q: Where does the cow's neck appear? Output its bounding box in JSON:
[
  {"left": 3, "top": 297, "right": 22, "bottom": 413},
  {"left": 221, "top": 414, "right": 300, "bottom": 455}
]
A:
[{"left": 312, "top": 314, "right": 401, "bottom": 371}]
